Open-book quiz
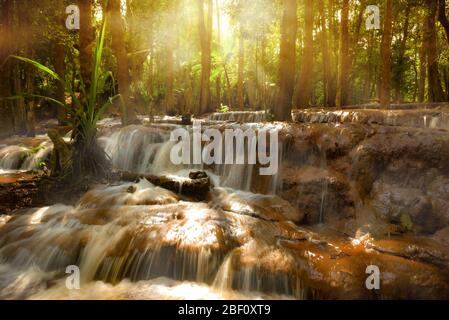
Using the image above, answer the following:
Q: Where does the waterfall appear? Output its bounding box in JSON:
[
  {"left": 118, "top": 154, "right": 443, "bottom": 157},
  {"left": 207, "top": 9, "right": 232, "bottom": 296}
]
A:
[
  {"left": 208, "top": 111, "right": 267, "bottom": 123},
  {"left": 102, "top": 123, "right": 283, "bottom": 194},
  {"left": 0, "top": 139, "right": 53, "bottom": 172}
]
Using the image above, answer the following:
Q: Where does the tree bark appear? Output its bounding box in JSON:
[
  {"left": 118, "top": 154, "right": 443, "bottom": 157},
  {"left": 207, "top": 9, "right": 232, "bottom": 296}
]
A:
[
  {"left": 79, "top": 0, "right": 94, "bottom": 90},
  {"left": 0, "top": 0, "right": 15, "bottom": 139},
  {"left": 380, "top": 0, "right": 393, "bottom": 108},
  {"left": 215, "top": 0, "right": 222, "bottom": 108},
  {"left": 335, "top": 0, "right": 349, "bottom": 108},
  {"left": 165, "top": 46, "right": 175, "bottom": 114},
  {"left": 55, "top": 0, "right": 66, "bottom": 123},
  {"left": 327, "top": 0, "right": 337, "bottom": 107},
  {"left": 114, "top": 170, "right": 211, "bottom": 200},
  {"left": 295, "top": 0, "right": 314, "bottom": 108},
  {"left": 0, "top": 0, "right": 12, "bottom": 128},
  {"left": 426, "top": 0, "right": 446, "bottom": 102},
  {"left": 108, "top": 0, "right": 138, "bottom": 125},
  {"left": 419, "top": 14, "right": 427, "bottom": 103},
  {"left": 237, "top": 33, "right": 245, "bottom": 110},
  {"left": 438, "top": 0, "right": 449, "bottom": 46},
  {"left": 394, "top": 6, "right": 410, "bottom": 103},
  {"left": 198, "top": 0, "right": 213, "bottom": 115},
  {"left": 275, "top": 0, "right": 297, "bottom": 121},
  {"left": 319, "top": 1, "right": 331, "bottom": 107}
]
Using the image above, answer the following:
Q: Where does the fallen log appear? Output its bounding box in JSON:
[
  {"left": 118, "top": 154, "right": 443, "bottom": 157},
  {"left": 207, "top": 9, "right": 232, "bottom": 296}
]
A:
[{"left": 112, "top": 170, "right": 211, "bottom": 201}]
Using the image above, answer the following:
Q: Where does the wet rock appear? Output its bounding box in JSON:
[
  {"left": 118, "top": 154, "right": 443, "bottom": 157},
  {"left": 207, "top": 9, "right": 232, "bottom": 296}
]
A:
[
  {"left": 366, "top": 237, "right": 449, "bottom": 269},
  {"left": 210, "top": 187, "right": 304, "bottom": 222},
  {"left": 280, "top": 234, "right": 449, "bottom": 299},
  {"left": 115, "top": 170, "right": 211, "bottom": 201},
  {"left": 350, "top": 127, "right": 449, "bottom": 197},
  {"left": 433, "top": 227, "right": 449, "bottom": 247},
  {"left": 371, "top": 180, "right": 449, "bottom": 234},
  {"left": 280, "top": 166, "right": 355, "bottom": 224},
  {"left": 0, "top": 177, "right": 46, "bottom": 215}
]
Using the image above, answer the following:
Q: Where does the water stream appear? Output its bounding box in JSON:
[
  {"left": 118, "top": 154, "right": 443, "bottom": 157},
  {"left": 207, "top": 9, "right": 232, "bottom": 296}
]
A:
[{"left": 1, "top": 113, "right": 449, "bottom": 299}]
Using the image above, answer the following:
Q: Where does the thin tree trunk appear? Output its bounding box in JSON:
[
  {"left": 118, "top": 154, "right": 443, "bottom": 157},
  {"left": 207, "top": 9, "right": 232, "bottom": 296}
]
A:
[
  {"left": 335, "top": 0, "right": 349, "bottom": 108},
  {"left": 55, "top": 0, "right": 66, "bottom": 123},
  {"left": 275, "top": 0, "right": 297, "bottom": 121},
  {"left": 0, "top": 0, "right": 12, "bottom": 132},
  {"left": 380, "top": 0, "right": 393, "bottom": 108},
  {"left": 426, "top": 0, "right": 445, "bottom": 102},
  {"left": 13, "top": 2, "right": 27, "bottom": 135},
  {"left": 79, "top": 0, "right": 94, "bottom": 90},
  {"left": 198, "top": 0, "right": 213, "bottom": 114},
  {"left": 260, "top": 37, "right": 267, "bottom": 110},
  {"left": 419, "top": 14, "right": 427, "bottom": 102},
  {"left": 146, "top": 11, "right": 154, "bottom": 122},
  {"left": 165, "top": 46, "right": 175, "bottom": 114},
  {"left": 223, "top": 63, "right": 233, "bottom": 109},
  {"left": 237, "top": 34, "right": 245, "bottom": 110},
  {"left": 327, "top": 0, "right": 337, "bottom": 106},
  {"left": 295, "top": 0, "right": 314, "bottom": 108},
  {"left": 394, "top": 6, "right": 411, "bottom": 103},
  {"left": 348, "top": 0, "right": 364, "bottom": 103},
  {"left": 25, "top": 62, "right": 36, "bottom": 137},
  {"left": 215, "top": 0, "right": 222, "bottom": 108},
  {"left": 438, "top": 0, "right": 449, "bottom": 46},
  {"left": 319, "top": 1, "right": 331, "bottom": 107},
  {"left": 108, "top": 0, "right": 138, "bottom": 125}
]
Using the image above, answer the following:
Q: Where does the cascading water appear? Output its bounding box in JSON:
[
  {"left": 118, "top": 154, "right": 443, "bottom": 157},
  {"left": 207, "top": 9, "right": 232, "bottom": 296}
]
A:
[
  {"left": 101, "top": 122, "right": 283, "bottom": 194},
  {"left": 0, "top": 121, "right": 300, "bottom": 300},
  {"left": 2, "top": 114, "right": 449, "bottom": 300},
  {"left": 208, "top": 111, "right": 267, "bottom": 123},
  {"left": 0, "top": 134, "right": 69, "bottom": 173}
]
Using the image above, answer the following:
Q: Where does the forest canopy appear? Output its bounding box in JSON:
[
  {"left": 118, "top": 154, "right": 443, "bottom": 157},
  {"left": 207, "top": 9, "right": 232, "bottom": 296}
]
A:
[{"left": 1, "top": 0, "right": 449, "bottom": 135}]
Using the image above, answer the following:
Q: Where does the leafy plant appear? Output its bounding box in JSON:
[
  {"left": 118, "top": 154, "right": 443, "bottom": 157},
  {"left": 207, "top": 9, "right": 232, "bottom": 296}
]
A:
[
  {"left": 3, "top": 13, "right": 115, "bottom": 181},
  {"left": 217, "top": 103, "right": 230, "bottom": 113}
]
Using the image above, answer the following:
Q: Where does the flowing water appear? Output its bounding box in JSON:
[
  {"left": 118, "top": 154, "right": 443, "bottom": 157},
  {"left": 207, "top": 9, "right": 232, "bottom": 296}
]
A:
[
  {"left": 0, "top": 119, "right": 302, "bottom": 300},
  {"left": 1, "top": 113, "right": 449, "bottom": 300}
]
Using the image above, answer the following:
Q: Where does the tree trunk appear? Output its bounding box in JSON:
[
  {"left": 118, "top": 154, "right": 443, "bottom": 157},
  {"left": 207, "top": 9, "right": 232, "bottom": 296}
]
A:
[
  {"left": 0, "top": 0, "right": 12, "bottom": 134},
  {"left": 319, "top": 1, "right": 331, "bottom": 107},
  {"left": 394, "top": 6, "right": 410, "bottom": 103},
  {"left": 237, "top": 34, "right": 245, "bottom": 110},
  {"left": 146, "top": 12, "right": 155, "bottom": 122},
  {"left": 108, "top": 0, "right": 138, "bottom": 125},
  {"left": 25, "top": 62, "right": 36, "bottom": 137},
  {"left": 55, "top": 0, "right": 66, "bottom": 123},
  {"left": 114, "top": 170, "right": 211, "bottom": 201},
  {"left": 79, "top": 0, "right": 94, "bottom": 90},
  {"left": 438, "top": 0, "right": 449, "bottom": 46},
  {"left": 295, "top": 0, "right": 314, "bottom": 108},
  {"left": 335, "top": 0, "right": 350, "bottom": 108},
  {"left": 55, "top": 40, "right": 66, "bottom": 122},
  {"left": 165, "top": 47, "right": 175, "bottom": 114},
  {"left": 215, "top": 0, "right": 222, "bottom": 108},
  {"left": 380, "top": 0, "right": 393, "bottom": 108},
  {"left": 327, "top": 0, "right": 337, "bottom": 107},
  {"left": 426, "top": 0, "right": 445, "bottom": 102},
  {"left": 13, "top": 2, "right": 27, "bottom": 135},
  {"left": 419, "top": 14, "right": 427, "bottom": 103},
  {"left": 275, "top": 0, "right": 297, "bottom": 121},
  {"left": 198, "top": 0, "right": 213, "bottom": 115}
]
